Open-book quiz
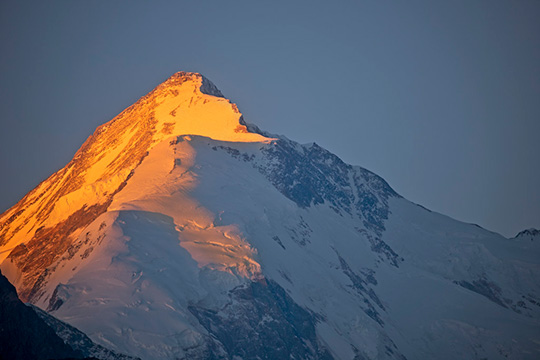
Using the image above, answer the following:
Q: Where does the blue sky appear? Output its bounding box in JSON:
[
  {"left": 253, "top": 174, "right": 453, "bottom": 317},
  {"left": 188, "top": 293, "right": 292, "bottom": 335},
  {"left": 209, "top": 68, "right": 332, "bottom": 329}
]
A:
[{"left": 1, "top": 0, "right": 539, "bottom": 237}]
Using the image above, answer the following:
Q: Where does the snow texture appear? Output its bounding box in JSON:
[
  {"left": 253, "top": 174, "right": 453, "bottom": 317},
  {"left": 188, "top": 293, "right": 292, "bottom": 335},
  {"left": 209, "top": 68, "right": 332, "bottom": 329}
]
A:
[{"left": 0, "top": 72, "right": 539, "bottom": 360}]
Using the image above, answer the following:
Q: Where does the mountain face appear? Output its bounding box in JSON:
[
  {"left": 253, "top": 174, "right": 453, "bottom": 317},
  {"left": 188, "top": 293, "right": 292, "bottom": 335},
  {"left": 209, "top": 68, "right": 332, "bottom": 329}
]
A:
[{"left": 0, "top": 72, "right": 539, "bottom": 360}]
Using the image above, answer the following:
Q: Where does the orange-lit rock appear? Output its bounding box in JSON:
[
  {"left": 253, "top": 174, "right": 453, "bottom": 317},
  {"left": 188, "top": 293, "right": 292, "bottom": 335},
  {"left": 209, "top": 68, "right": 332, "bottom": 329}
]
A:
[{"left": 0, "top": 72, "right": 270, "bottom": 302}]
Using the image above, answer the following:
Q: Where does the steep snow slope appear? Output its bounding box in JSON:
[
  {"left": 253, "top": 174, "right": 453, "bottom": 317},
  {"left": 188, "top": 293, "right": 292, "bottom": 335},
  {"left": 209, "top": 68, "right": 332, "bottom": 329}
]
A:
[
  {"left": 0, "top": 72, "right": 269, "bottom": 301},
  {"left": 0, "top": 72, "right": 538, "bottom": 359}
]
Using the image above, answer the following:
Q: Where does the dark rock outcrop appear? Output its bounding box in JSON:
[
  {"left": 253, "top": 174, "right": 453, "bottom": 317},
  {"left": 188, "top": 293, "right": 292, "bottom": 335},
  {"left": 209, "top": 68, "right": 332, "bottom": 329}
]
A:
[
  {"left": 189, "top": 279, "right": 333, "bottom": 360},
  {"left": 0, "top": 269, "right": 82, "bottom": 360}
]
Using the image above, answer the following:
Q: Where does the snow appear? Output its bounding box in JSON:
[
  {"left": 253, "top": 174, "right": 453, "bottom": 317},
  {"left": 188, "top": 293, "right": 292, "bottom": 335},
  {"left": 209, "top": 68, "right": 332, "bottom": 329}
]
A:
[
  {"left": 1, "top": 72, "right": 538, "bottom": 359},
  {"left": 0, "top": 72, "right": 271, "bottom": 265}
]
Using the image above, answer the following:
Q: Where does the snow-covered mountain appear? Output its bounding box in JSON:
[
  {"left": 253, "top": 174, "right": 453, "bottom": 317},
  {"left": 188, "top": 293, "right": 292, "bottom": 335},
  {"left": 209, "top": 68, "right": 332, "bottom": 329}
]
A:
[{"left": 0, "top": 72, "right": 538, "bottom": 360}]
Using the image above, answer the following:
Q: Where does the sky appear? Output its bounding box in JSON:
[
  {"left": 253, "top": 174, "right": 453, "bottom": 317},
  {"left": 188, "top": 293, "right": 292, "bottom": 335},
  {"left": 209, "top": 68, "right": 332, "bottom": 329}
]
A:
[{"left": 0, "top": 0, "right": 539, "bottom": 237}]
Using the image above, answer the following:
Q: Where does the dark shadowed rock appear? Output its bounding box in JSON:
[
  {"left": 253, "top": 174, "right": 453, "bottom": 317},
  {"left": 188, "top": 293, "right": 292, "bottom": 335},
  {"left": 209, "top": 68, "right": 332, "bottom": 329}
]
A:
[{"left": 0, "top": 269, "right": 82, "bottom": 360}]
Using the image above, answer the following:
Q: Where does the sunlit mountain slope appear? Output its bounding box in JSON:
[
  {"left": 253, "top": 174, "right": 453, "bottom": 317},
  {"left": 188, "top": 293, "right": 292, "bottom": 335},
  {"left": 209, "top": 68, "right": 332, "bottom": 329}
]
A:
[{"left": 1, "top": 72, "right": 538, "bottom": 360}]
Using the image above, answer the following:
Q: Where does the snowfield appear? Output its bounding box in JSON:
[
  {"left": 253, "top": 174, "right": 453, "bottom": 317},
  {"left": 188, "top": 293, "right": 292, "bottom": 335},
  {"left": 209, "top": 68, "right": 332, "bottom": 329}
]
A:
[{"left": 0, "top": 72, "right": 538, "bottom": 359}]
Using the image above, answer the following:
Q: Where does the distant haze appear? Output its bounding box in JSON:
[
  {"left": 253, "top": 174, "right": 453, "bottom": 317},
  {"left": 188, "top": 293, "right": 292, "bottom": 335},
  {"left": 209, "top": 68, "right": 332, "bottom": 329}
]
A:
[{"left": 1, "top": 0, "right": 539, "bottom": 237}]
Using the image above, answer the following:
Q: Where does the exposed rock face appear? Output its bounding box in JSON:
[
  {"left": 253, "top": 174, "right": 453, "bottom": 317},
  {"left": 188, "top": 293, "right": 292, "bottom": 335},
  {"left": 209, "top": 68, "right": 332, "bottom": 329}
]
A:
[
  {"left": 0, "top": 72, "right": 538, "bottom": 360},
  {"left": 189, "top": 280, "right": 333, "bottom": 360},
  {"left": 213, "top": 141, "right": 402, "bottom": 267},
  {"left": 514, "top": 228, "right": 540, "bottom": 241}
]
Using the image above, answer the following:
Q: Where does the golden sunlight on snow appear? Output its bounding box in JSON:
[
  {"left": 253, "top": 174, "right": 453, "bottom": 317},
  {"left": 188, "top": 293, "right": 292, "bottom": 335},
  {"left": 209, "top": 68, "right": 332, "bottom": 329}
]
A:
[
  {"left": 109, "top": 136, "right": 262, "bottom": 280},
  {"left": 152, "top": 74, "right": 270, "bottom": 144},
  {"left": 0, "top": 72, "right": 266, "bottom": 292}
]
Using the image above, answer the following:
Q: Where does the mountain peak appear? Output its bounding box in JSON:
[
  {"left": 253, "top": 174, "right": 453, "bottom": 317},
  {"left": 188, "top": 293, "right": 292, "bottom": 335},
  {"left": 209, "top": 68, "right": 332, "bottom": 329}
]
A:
[
  {"left": 3, "top": 71, "right": 538, "bottom": 360},
  {"left": 129, "top": 70, "right": 270, "bottom": 143},
  {"left": 159, "top": 71, "right": 225, "bottom": 98},
  {"left": 514, "top": 228, "right": 540, "bottom": 240},
  {"left": 0, "top": 71, "right": 271, "bottom": 267}
]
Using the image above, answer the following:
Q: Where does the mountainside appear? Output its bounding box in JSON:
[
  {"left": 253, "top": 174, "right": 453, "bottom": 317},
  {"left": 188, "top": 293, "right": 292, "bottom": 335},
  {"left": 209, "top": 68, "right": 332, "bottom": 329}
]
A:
[{"left": 0, "top": 72, "right": 538, "bottom": 360}]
